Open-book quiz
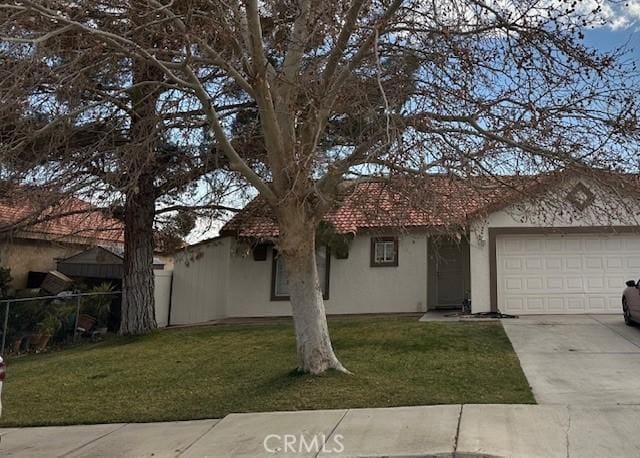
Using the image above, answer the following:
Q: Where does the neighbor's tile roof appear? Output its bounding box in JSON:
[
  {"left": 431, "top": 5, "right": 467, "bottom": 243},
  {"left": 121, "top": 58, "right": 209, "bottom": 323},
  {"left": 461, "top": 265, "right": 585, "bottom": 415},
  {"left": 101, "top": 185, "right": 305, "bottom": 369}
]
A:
[
  {"left": 221, "top": 175, "right": 538, "bottom": 238},
  {"left": 0, "top": 190, "right": 124, "bottom": 244}
]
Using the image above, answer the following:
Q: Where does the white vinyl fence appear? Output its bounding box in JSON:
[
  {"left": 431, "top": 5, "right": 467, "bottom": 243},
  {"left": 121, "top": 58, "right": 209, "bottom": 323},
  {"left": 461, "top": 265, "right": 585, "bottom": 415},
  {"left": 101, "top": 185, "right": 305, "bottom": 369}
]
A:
[{"left": 154, "top": 270, "right": 173, "bottom": 327}]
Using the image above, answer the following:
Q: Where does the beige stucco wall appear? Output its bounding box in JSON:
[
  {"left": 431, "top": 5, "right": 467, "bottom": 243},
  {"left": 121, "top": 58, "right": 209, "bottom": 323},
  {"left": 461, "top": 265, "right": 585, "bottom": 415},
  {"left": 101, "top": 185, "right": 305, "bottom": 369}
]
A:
[
  {"left": 226, "top": 233, "right": 428, "bottom": 317},
  {"left": 157, "top": 255, "right": 175, "bottom": 271},
  {"left": 0, "top": 239, "right": 83, "bottom": 289},
  {"left": 171, "top": 233, "right": 429, "bottom": 324},
  {"left": 327, "top": 233, "right": 428, "bottom": 315},
  {"left": 469, "top": 179, "right": 640, "bottom": 313}
]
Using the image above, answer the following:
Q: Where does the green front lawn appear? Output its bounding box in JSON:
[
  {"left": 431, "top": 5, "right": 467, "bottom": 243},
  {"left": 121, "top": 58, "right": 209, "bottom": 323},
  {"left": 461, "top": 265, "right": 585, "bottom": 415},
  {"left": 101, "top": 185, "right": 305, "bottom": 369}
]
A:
[{"left": 0, "top": 317, "right": 533, "bottom": 427}]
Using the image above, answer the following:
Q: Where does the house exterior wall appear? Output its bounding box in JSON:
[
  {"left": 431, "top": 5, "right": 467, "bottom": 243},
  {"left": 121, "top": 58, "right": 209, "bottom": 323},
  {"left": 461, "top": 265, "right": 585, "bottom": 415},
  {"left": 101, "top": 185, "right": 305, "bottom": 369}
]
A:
[
  {"left": 171, "top": 233, "right": 428, "bottom": 324},
  {"left": 469, "top": 180, "right": 640, "bottom": 313},
  {"left": 157, "top": 255, "right": 175, "bottom": 271},
  {"left": 0, "top": 239, "right": 83, "bottom": 289},
  {"left": 327, "top": 233, "right": 428, "bottom": 315},
  {"left": 226, "top": 233, "right": 428, "bottom": 317}
]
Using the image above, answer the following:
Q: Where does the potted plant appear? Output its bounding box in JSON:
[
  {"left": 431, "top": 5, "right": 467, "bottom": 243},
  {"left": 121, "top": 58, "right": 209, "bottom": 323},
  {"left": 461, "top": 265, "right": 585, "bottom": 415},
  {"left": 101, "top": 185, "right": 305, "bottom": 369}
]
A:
[
  {"left": 76, "top": 314, "right": 97, "bottom": 335},
  {"left": 80, "top": 283, "right": 114, "bottom": 335},
  {"left": 29, "top": 313, "right": 60, "bottom": 352}
]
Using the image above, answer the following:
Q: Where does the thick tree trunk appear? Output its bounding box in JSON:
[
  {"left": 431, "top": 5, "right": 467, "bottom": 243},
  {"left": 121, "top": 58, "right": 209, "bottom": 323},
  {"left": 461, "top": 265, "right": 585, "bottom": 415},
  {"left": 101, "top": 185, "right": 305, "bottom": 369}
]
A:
[
  {"left": 119, "top": 173, "right": 157, "bottom": 335},
  {"left": 279, "top": 222, "right": 348, "bottom": 375},
  {"left": 118, "top": 22, "right": 160, "bottom": 335}
]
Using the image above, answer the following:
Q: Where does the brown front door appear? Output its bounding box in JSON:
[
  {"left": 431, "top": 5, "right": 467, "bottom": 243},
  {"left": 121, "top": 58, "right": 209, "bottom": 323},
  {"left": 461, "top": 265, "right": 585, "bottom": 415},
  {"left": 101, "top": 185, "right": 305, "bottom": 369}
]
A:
[{"left": 428, "top": 238, "right": 470, "bottom": 309}]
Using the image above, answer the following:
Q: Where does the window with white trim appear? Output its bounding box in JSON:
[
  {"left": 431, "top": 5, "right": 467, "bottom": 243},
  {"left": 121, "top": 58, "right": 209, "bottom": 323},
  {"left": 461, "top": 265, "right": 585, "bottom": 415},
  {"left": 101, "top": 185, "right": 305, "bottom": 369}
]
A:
[{"left": 371, "top": 237, "right": 399, "bottom": 267}]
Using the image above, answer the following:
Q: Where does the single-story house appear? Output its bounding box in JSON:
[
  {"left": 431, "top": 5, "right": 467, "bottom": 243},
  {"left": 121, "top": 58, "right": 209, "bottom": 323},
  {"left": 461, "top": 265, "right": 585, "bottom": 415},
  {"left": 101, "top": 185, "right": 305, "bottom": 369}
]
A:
[
  {"left": 0, "top": 195, "right": 126, "bottom": 289},
  {"left": 0, "top": 191, "right": 175, "bottom": 326},
  {"left": 170, "top": 171, "right": 640, "bottom": 324}
]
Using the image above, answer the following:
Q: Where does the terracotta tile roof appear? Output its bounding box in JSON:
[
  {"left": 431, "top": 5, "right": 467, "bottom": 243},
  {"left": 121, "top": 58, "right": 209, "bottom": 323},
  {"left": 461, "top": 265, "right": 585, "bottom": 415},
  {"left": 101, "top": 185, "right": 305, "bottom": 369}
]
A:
[
  {"left": 221, "top": 172, "right": 640, "bottom": 239},
  {"left": 222, "top": 175, "right": 534, "bottom": 238},
  {"left": 0, "top": 189, "right": 124, "bottom": 244}
]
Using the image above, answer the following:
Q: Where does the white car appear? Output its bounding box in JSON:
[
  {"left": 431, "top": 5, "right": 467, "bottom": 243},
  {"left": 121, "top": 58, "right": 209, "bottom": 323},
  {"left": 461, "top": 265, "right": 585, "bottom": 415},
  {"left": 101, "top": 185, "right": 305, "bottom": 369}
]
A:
[{"left": 623, "top": 279, "right": 640, "bottom": 325}]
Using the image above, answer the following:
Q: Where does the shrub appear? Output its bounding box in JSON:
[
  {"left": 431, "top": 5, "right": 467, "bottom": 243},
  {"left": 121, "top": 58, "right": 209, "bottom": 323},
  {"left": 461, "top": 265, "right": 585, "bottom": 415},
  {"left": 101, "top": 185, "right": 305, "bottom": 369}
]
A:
[
  {"left": 80, "top": 283, "right": 115, "bottom": 328},
  {"left": 0, "top": 262, "right": 11, "bottom": 298}
]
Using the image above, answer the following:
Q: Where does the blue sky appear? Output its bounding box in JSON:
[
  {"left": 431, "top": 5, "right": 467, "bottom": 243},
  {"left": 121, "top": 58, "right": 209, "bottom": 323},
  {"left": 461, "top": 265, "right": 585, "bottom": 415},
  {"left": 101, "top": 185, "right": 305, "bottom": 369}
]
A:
[
  {"left": 581, "top": 1, "right": 640, "bottom": 62},
  {"left": 584, "top": 27, "right": 640, "bottom": 64}
]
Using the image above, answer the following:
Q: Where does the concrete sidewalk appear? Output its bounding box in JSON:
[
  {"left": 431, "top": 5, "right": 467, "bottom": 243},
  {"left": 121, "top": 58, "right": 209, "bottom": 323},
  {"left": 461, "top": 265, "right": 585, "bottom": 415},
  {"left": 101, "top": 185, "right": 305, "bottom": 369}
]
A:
[{"left": 3, "top": 404, "right": 640, "bottom": 457}]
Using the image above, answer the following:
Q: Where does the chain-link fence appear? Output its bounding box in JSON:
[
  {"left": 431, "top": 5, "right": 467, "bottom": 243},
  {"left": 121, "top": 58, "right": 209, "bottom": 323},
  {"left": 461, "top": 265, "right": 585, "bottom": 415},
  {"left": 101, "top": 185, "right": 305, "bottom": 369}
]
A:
[{"left": 0, "top": 291, "right": 121, "bottom": 356}]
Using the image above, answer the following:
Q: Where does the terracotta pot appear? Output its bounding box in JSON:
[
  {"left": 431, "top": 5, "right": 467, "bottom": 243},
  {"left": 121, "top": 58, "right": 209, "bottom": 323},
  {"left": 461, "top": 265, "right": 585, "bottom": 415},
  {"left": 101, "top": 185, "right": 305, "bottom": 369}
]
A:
[{"left": 77, "top": 314, "right": 97, "bottom": 333}]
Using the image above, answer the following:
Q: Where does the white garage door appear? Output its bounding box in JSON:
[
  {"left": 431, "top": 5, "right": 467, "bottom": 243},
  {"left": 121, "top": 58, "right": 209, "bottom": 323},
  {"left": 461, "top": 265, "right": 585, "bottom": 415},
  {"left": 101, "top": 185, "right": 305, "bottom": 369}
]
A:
[{"left": 497, "top": 233, "right": 640, "bottom": 314}]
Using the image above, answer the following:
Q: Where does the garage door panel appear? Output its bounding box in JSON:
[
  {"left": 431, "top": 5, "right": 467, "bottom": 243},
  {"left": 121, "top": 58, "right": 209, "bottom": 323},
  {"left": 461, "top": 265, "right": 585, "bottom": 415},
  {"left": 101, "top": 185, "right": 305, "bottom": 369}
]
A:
[
  {"left": 607, "top": 297, "right": 621, "bottom": 310},
  {"left": 544, "top": 238, "right": 563, "bottom": 251},
  {"left": 547, "top": 297, "right": 565, "bottom": 311},
  {"left": 606, "top": 257, "right": 624, "bottom": 269},
  {"left": 526, "top": 297, "right": 545, "bottom": 311},
  {"left": 565, "top": 257, "right": 583, "bottom": 270},
  {"left": 563, "top": 238, "right": 582, "bottom": 251},
  {"left": 524, "top": 238, "right": 543, "bottom": 252},
  {"left": 547, "top": 278, "right": 564, "bottom": 290},
  {"left": 626, "top": 239, "right": 640, "bottom": 250},
  {"left": 587, "top": 296, "right": 607, "bottom": 311},
  {"left": 504, "top": 277, "right": 523, "bottom": 292},
  {"left": 606, "top": 277, "right": 622, "bottom": 289},
  {"left": 503, "top": 238, "right": 524, "bottom": 252},
  {"left": 605, "top": 238, "right": 624, "bottom": 250},
  {"left": 585, "top": 277, "right": 604, "bottom": 290},
  {"left": 525, "top": 257, "right": 544, "bottom": 270},
  {"left": 504, "top": 258, "right": 522, "bottom": 270},
  {"left": 505, "top": 297, "right": 524, "bottom": 311},
  {"left": 567, "top": 297, "right": 586, "bottom": 311},
  {"left": 497, "top": 234, "right": 640, "bottom": 315},
  {"left": 566, "top": 277, "right": 584, "bottom": 290},
  {"left": 525, "top": 277, "right": 544, "bottom": 290},
  {"left": 545, "top": 257, "right": 563, "bottom": 270},
  {"left": 584, "top": 238, "right": 605, "bottom": 251},
  {"left": 584, "top": 257, "right": 604, "bottom": 270},
  {"left": 629, "top": 258, "right": 640, "bottom": 269}
]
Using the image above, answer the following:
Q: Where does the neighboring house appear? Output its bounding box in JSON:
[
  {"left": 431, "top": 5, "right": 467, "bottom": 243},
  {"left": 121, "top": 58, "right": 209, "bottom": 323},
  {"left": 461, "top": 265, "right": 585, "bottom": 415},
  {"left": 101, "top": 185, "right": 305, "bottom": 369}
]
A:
[
  {"left": 57, "top": 246, "right": 167, "bottom": 281},
  {"left": 55, "top": 246, "right": 173, "bottom": 328},
  {"left": 170, "top": 172, "right": 640, "bottom": 325},
  {"left": 0, "top": 196, "right": 125, "bottom": 289}
]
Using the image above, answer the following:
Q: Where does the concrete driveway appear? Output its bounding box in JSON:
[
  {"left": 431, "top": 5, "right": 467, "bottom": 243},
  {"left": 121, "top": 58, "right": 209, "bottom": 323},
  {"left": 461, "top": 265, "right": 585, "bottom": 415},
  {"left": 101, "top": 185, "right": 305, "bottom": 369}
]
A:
[{"left": 502, "top": 314, "right": 640, "bottom": 404}]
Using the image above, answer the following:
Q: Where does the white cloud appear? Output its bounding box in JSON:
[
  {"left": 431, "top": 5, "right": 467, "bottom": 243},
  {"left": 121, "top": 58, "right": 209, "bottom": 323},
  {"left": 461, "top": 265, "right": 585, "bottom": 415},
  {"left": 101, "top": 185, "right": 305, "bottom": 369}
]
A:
[
  {"left": 629, "top": 0, "right": 640, "bottom": 19},
  {"left": 609, "top": 15, "right": 631, "bottom": 31},
  {"left": 596, "top": 0, "right": 640, "bottom": 30}
]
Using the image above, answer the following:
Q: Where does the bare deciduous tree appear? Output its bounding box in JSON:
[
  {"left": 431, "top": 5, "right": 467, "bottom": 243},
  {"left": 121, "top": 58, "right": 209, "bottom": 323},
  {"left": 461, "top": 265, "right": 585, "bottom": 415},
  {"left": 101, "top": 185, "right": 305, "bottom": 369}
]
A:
[{"left": 0, "top": 0, "right": 638, "bottom": 372}]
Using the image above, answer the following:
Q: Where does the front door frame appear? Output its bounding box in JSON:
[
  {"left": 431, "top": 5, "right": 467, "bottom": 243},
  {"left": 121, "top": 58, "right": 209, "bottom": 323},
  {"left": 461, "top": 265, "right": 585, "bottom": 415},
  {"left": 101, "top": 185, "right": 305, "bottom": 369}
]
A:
[{"left": 427, "top": 236, "right": 471, "bottom": 310}]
